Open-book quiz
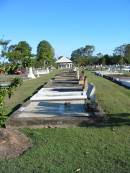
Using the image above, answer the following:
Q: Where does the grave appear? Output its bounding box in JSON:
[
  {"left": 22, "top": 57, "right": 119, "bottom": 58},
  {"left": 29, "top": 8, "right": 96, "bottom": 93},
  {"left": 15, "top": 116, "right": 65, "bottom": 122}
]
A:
[
  {"left": 119, "top": 78, "right": 130, "bottom": 88},
  {"left": 6, "top": 69, "right": 99, "bottom": 128},
  {"left": 101, "top": 73, "right": 130, "bottom": 88}
]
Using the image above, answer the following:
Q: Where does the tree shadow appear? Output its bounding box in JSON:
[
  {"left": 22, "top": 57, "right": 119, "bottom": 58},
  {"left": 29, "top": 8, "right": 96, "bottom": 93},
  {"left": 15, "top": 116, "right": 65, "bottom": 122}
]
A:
[
  {"left": 79, "top": 113, "right": 130, "bottom": 127},
  {"left": 102, "top": 113, "right": 130, "bottom": 127}
]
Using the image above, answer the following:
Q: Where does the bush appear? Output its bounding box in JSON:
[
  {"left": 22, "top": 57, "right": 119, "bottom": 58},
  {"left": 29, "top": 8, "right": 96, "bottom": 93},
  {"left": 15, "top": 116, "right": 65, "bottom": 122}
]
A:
[{"left": 0, "top": 77, "right": 23, "bottom": 126}]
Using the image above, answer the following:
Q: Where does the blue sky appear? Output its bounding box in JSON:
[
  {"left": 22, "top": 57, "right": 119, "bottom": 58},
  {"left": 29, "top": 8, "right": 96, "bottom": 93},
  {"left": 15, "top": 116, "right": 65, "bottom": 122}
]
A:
[{"left": 0, "top": 0, "right": 130, "bottom": 57}]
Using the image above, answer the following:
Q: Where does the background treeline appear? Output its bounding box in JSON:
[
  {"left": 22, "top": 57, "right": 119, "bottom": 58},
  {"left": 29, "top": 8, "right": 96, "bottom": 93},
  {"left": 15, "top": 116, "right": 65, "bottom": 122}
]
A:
[
  {"left": 0, "top": 39, "right": 56, "bottom": 73},
  {"left": 71, "top": 44, "right": 130, "bottom": 66}
]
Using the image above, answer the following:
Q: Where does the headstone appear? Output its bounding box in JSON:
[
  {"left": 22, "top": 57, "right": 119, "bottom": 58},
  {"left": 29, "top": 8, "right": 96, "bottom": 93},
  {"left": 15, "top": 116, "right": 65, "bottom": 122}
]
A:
[
  {"left": 83, "top": 77, "right": 88, "bottom": 92},
  {"left": 77, "top": 69, "right": 80, "bottom": 80},
  {"left": 46, "top": 68, "right": 49, "bottom": 73},
  {"left": 87, "top": 83, "right": 96, "bottom": 102},
  {"left": 79, "top": 71, "right": 85, "bottom": 85},
  {"left": 35, "top": 70, "right": 40, "bottom": 77},
  {"left": 27, "top": 67, "right": 36, "bottom": 79}
]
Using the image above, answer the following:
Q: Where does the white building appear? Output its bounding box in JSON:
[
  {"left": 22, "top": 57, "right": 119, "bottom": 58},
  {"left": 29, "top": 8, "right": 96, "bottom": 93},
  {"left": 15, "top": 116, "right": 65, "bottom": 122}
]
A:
[{"left": 56, "top": 56, "right": 73, "bottom": 69}]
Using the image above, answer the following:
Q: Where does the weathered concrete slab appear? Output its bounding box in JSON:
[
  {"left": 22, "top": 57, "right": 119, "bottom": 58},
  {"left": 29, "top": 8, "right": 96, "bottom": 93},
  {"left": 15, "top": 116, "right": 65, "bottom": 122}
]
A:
[
  {"left": 6, "top": 70, "right": 100, "bottom": 128},
  {"left": 15, "top": 100, "right": 89, "bottom": 118},
  {"left": 30, "top": 91, "right": 87, "bottom": 101}
]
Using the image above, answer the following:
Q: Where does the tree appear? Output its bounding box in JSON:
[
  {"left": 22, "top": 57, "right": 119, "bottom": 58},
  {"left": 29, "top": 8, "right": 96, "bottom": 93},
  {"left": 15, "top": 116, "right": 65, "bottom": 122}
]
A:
[
  {"left": 16, "top": 41, "right": 32, "bottom": 67},
  {"left": 83, "top": 45, "right": 95, "bottom": 57},
  {"left": 0, "top": 39, "right": 10, "bottom": 64},
  {"left": 37, "top": 40, "right": 54, "bottom": 67},
  {"left": 0, "top": 77, "right": 22, "bottom": 125},
  {"left": 98, "top": 57, "right": 106, "bottom": 65},
  {"left": 113, "top": 45, "right": 126, "bottom": 57},
  {"left": 88, "top": 56, "right": 99, "bottom": 65},
  {"left": 113, "top": 44, "right": 130, "bottom": 64},
  {"left": 124, "top": 44, "right": 130, "bottom": 63},
  {"left": 71, "top": 45, "right": 95, "bottom": 65},
  {"left": 118, "top": 56, "right": 125, "bottom": 65},
  {"left": 96, "top": 53, "right": 103, "bottom": 58},
  {"left": 6, "top": 41, "right": 32, "bottom": 67}
]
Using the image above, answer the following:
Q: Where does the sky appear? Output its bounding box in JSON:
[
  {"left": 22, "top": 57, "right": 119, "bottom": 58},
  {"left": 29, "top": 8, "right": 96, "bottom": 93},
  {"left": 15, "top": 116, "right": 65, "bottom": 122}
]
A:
[{"left": 0, "top": 0, "right": 130, "bottom": 57}]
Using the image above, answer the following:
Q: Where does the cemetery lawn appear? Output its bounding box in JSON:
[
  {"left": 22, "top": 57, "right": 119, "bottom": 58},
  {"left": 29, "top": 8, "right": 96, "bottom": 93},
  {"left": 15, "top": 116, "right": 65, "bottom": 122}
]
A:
[
  {"left": 0, "top": 71, "right": 130, "bottom": 173},
  {"left": 4, "top": 70, "right": 60, "bottom": 116},
  {"left": 86, "top": 71, "right": 130, "bottom": 116},
  {"left": 0, "top": 127, "right": 130, "bottom": 173}
]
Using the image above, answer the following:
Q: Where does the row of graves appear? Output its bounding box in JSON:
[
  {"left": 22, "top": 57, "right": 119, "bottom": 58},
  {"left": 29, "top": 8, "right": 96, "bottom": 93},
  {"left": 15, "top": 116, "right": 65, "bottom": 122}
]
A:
[
  {"left": 0, "top": 67, "right": 50, "bottom": 89},
  {"left": 1, "top": 69, "right": 104, "bottom": 159},
  {"left": 6, "top": 69, "right": 103, "bottom": 128},
  {"left": 95, "top": 66, "right": 130, "bottom": 88}
]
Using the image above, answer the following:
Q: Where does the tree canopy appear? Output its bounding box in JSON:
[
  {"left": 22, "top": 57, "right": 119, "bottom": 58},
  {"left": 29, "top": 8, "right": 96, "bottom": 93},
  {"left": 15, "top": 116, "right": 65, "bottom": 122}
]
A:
[
  {"left": 71, "top": 45, "right": 95, "bottom": 65},
  {"left": 37, "top": 40, "right": 55, "bottom": 67},
  {"left": 71, "top": 43, "right": 130, "bottom": 66},
  {"left": 6, "top": 41, "right": 32, "bottom": 67}
]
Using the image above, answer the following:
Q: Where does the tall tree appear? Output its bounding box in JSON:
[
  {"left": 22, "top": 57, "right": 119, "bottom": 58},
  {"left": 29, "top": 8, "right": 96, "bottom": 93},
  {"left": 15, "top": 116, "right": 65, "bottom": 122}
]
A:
[
  {"left": 113, "top": 44, "right": 130, "bottom": 64},
  {"left": 6, "top": 41, "right": 32, "bottom": 67},
  {"left": 0, "top": 39, "right": 10, "bottom": 64},
  {"left": 124, "top": 44, "right": 130, "bottom": 63},
  {"left": 37, "top": 40, "right": 54, "bottom": 67},
  {"left": 113, "top": 45, "right": 126, "bottom": 57},
  {"left": 71, "top": 45, "right": 95, "bottom": 65},
  {"left": 83, "top": 45, "right": 95, "bottom": 57},
  {"left": 96, "top": 52, "right": 103, "bottom": 58}
]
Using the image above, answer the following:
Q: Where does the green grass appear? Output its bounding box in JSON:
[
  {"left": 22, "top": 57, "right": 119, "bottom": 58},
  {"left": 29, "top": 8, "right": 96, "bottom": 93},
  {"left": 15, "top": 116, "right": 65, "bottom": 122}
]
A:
[
  {"left": 0, "top": 127, "right": 130, "bottom": 173},
  {"left": 86, "top": 71, "right": 130, "bottom": 115},
  {"left": 0, "top": 70, "right": 130, "bottom": 173},
  {"left": 0, "top": 74, "right": 22, "bottom": 82},
  {"left": 4, "top": 70, "right": 60, "bottom": 116}
]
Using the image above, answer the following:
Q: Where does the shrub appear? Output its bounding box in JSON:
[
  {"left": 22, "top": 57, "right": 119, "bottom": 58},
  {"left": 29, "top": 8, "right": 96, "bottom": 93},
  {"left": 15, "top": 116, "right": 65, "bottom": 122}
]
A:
[{"left": 0, "top": 77, "right": 23, "bottom": 126}]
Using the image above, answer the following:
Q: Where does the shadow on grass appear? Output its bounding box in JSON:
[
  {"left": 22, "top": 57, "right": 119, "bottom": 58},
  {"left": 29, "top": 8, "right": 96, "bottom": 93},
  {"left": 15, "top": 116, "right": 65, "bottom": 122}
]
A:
[
  {"left": 79, "top": 113, "right": 130, "bottom": 128},
  {"left": 6, "top": 104, "right": 22, "bottom": 117},
  {"left": 103, "top": 113, "right": 130, "bottom": 127}
]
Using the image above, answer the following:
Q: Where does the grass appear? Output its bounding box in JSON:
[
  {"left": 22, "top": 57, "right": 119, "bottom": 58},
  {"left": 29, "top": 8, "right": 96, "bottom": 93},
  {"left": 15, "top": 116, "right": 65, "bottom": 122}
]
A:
[
  {"left": 4, "top": 70, "right": 60, "bottom": 116},
  {"left": 0, "top": 70, "right": 130, "bottom": 173},
  {"left": 86, "top": 71, "right": 130, "bottom": 115},
  {"left": 0, "top": 127, "right": 130, "bottom": 173},
  {"left": 121, "top": 72, "right": 130, "bottom": 77}
]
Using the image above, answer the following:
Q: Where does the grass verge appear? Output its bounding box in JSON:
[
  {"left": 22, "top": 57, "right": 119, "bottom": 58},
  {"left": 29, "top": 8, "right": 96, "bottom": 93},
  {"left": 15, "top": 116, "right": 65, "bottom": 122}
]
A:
[
  {"left": 0, "top": 127, "right": 130, "bottom": 173},
  {"left": 85, "top": 71, "right": 130, "bottom": 114}
]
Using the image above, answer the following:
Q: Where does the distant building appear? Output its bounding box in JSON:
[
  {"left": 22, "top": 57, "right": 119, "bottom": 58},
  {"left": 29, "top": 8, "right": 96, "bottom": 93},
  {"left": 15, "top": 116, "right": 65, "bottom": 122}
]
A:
[{"left": 56, "top": 56, "right": 73, "bottom": 69}]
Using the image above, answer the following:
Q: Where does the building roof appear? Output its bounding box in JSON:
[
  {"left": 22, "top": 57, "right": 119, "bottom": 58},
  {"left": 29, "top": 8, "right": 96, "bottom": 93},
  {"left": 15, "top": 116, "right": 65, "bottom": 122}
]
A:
[{"left": 56, "top": 56, "right": 72, "bottom": 63}]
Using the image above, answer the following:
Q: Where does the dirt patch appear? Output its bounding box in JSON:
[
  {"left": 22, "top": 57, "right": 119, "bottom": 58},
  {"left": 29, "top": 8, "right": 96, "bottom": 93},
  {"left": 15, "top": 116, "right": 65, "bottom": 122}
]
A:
[{"left": 0, "top": 128, "right": 32, "bottom": 159}]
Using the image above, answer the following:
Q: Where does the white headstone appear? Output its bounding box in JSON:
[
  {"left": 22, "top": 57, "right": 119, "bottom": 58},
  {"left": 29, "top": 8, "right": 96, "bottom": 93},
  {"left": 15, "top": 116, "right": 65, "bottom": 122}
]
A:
[
  {"left": 77, "top": 70, "right": 80, "bottom": 80},
  {"left": 46, "top": 68, "right": 49, "bottom": 73},
  {"left": 28, "top": 67, "right": 36, "bottom": 79}
]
